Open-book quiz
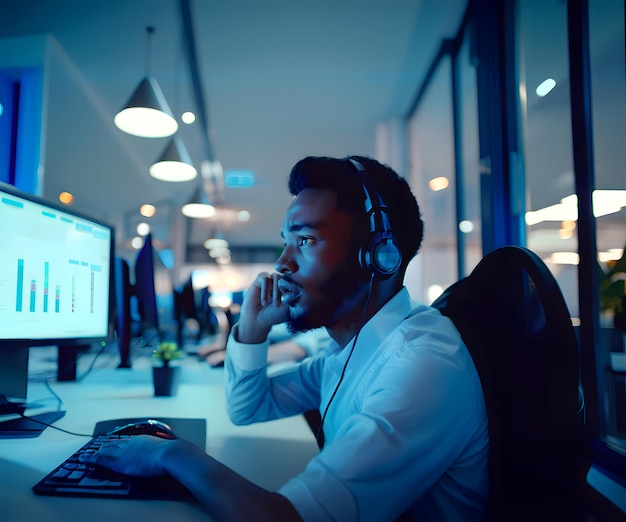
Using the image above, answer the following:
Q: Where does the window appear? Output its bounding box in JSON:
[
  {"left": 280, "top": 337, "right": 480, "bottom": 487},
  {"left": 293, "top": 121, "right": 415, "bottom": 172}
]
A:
[
  {"left": 407, "top": 54, "right": 456, "bottom": 304},
  {"left": 517, "top": 0, "right": 579, "bottom": 316}
]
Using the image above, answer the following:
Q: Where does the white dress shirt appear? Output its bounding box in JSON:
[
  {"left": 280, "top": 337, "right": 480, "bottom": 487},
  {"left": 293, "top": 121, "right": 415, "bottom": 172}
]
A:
[{"left": 225, "top": 287, "right": 489, "bottom": 521}]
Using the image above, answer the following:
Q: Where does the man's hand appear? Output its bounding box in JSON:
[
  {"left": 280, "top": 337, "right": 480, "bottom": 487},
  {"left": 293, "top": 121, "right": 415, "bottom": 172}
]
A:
[
  {"left": 236, "top": 272, "right": 289, "bottom": 344},
  {"left": 79, "top": 435, "right": 178, "bottom": 476}
]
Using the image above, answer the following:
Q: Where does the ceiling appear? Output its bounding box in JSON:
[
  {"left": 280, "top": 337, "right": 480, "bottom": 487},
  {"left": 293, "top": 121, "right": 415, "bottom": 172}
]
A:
[
  {"left": 1, "top": 0, "right": 467, "bottom": 266},
  {"left": 3, "top": 0, "right": 623, "bottom": 288}
]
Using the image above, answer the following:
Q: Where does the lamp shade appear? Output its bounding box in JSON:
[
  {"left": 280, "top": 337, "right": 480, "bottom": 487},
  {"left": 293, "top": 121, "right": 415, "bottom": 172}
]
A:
[
  {"left": 203, "top": 237, "right": 228, "bottom": 250},
  {"left": 114, "top": 77, "right": 178, "bottom": 138},
  {"left": 149, "top": 137, "right": 197, "bottom": 182},
  {"left": 204, "top": 228, "right": 229, "bottom": 251},
  {"left": 181, "top": 186, "right": 216, "bottom": 218}
]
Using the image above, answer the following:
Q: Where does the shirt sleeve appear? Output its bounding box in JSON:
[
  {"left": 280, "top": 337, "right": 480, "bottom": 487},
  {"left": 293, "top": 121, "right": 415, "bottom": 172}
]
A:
[{"left": 225, "top": 325, "right": 324, "bottom": 425}]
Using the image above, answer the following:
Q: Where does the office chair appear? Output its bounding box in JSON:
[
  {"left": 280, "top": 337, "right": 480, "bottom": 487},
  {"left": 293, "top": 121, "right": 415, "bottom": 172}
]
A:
[{"left": 432, "top": 246, "right": 590, "bottom": 521}]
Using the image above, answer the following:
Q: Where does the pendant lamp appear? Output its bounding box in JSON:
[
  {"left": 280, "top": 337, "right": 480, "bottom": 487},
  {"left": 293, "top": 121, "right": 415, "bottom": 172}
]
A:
[
  {"left": 203, "top": 233, "right": 228, "bottom": 250},
  {"left": 149, "top": 136, "right": 197, "bottom": 182},
  {"left": 114, "top": 27, "right": 178, "bottom": 138},
  {"left": 181, "top": 186, "right": 216, "bottom": 218}
]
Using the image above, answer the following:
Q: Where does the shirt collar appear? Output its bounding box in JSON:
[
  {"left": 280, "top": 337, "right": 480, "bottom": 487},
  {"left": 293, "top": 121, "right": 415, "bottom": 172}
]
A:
[{"left": 331, "top": 287, "right": 412, "bottom": 365}]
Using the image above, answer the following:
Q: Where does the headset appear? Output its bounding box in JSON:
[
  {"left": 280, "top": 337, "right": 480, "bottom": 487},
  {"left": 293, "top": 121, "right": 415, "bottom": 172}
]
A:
[
  {"left": 348, "top": 157, "right": 402, "bottom": 279},
  {"left": 315, "top": 159, "right": 403, "bottom": 447}
]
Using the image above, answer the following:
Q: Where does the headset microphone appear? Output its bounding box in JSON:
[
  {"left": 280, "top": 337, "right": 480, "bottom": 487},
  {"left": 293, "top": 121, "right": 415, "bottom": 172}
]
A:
[{"left": 348, "top": 158, "right": 402, "bottom": 279}]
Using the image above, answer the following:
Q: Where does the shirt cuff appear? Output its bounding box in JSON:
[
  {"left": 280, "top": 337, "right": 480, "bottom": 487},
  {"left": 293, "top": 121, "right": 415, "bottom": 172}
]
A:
[
  {"left": 279, "top": 463, "right": 357, "bottom": 521},
  {"left": 227, "top": 324, "right": 270, "bottom": 371}
]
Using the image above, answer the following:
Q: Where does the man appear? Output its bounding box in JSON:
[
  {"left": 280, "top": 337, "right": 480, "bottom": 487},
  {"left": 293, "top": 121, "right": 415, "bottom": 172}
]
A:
[{"left": 82, "top": 156, "right": 489, "bottom": 521}]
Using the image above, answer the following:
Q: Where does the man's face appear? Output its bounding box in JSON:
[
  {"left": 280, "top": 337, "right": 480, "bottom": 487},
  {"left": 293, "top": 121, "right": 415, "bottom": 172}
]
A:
[{"left": 276, "top": 188, "right": 365, "bottom": 333}]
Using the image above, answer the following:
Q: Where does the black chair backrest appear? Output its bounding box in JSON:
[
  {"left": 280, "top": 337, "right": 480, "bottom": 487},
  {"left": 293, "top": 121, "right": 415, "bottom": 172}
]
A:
[{"left": 432, "top": 246, "right": 589, "bottom": 519}]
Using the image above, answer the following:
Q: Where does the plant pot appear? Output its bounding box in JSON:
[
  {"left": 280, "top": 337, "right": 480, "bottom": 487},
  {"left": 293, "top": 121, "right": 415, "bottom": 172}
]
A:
[{"left": 152, "top": 366, "right": 181, "bottom": 397}]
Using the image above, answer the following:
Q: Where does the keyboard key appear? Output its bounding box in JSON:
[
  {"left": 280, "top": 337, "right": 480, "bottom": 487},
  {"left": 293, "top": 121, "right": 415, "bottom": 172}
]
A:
[{"left": 32, "top": 433, "right": 194, "bottom": 501}]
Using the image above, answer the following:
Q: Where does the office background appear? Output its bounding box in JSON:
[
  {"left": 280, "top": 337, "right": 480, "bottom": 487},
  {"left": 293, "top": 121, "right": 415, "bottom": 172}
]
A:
[{"left": 0, "top": 0, "right": 625, "bottom": 514}]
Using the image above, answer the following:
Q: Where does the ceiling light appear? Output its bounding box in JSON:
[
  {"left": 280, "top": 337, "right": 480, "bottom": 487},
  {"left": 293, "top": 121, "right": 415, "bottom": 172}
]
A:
[
  {"left": 536, "top": 78, "right": 557, "bottom": 97},
  {"left": 428, "top": 177, "right": 449, "bottom": 191},
  {"left": 58, "top": 191, "right": 74, "bottom": 205},
  {"left": 114, "top": 77, "right": 178, "bottom": 137},
  {"left": 209, "top": 246, "right": 230, "bottom": 258},
  {"left": 549, "top": 252, "right": 579, "bottom": 265},
  {"left": 204, "top": 238, "right": 229, "bottom": 250},
  {"left": 181, "top": 111, "right": 196, "bottom": 124},
  {"left": 459, "top": 220, "right": 474, "bottom": 233},
  {"left": 140, "top": 204, "right": 156, "bottom": 217},
  {"left": 526, "top": 190, "right": 626, "bottom": 225},
  {"left": 136, "top": 222, "right": 151, "bottom": 236},
  {"left": 237, "top": 210, "right": 251, "bottom": 222},
  {"left": 525, "top": 198, "right": 578, "bottom": 225},
  {"left": 216, "top": 252, "right": 232, "bottom": 265},
  {"left": 181, "top": 186, "right": 216, "bottom": 218},
  {"left": 561, "top": 220, "right": 576, "bottom": 231},
  {"left": 149, "top": 136, "right": 197, "bottom": 182},
  {"left": 113, "top": 27, "right": 178, "bottom": 138},
  {"left": 204, "top": 228, "right": 228, "bottom": 250},
  {"left": 599, "top": 249, "right": 625, "bottom": 263}
]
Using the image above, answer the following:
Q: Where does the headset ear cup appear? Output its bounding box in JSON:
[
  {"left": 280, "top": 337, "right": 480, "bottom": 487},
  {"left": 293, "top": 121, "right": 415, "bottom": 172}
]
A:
[
  {"left": 360, "top": 231, "right": 402, "bottom": 278},
  {"left": 348, "top": 157, "right": 402, "bottom": 278}
]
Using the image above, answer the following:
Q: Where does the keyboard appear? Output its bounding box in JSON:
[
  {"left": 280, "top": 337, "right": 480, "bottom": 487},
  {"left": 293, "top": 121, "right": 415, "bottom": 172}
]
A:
[
  {"left": 32, "top": 417, "right": 206, "bottom": 501},
  {"left": 32, "top": 433, "right": 195, "bottom": 500}
]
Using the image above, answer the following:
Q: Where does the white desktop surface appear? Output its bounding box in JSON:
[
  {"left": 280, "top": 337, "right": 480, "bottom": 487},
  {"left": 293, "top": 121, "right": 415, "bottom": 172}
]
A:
[{"left": 0, "top": 357, "right": 319, "bottom": 522}]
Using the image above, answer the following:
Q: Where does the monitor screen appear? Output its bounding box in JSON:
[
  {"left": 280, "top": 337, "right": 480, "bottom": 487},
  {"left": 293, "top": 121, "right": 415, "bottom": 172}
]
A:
[
  {"left": 0, "top": 181, "right": 115, "bottom": 400},
  {"left": 133, "top": 234, "right": 177, "bottom": 343}
]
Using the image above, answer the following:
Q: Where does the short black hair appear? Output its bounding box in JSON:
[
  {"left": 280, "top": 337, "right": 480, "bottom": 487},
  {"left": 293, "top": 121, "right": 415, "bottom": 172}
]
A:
[{"left": 288, "top": 155, "right": 424, "bottom": 271}]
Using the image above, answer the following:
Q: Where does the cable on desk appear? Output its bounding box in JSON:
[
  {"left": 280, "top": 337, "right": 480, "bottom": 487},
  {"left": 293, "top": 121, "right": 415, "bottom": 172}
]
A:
[{"left": 0, "top": 395, "right": 91, "bottom": 437}]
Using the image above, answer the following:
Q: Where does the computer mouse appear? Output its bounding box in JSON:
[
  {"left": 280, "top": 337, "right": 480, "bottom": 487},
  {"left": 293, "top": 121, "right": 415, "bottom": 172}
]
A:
[{"left": 107, "top": 419, "right": 177, "bottom": 439}]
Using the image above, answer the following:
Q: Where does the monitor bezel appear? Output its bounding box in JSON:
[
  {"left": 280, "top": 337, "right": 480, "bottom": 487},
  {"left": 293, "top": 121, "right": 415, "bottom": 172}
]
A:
[{"left": 0, "top": 180, "right": 116, "bottom": 348}]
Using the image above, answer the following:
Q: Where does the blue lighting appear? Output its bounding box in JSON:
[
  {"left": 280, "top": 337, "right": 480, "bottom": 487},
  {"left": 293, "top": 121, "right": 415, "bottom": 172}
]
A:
[{"left": 225, "top": 170, "right": 255, "bottom": 188}]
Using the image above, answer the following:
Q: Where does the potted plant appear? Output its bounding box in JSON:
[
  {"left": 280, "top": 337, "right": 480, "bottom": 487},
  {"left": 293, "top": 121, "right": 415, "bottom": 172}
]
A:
[
  {"left": 152, "top": 341, "right": 185, "bottom": 396},
  {"left": 599, "top": 244, "right": 626, "bottom": 333}
]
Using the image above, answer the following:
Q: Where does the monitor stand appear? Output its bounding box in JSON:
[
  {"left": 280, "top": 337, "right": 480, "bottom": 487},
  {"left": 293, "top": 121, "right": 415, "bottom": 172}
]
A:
[
  {"left": 0, "top": 410, "right": 66, "bottom": 439},
  {"left": 0, "top": 346, "right": 66, "bottom": 438}
]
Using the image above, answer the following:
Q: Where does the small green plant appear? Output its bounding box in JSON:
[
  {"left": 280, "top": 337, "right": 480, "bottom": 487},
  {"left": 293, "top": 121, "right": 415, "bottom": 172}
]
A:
[{"left": 153, "top": 341, "right": 184, "bottom": 367}]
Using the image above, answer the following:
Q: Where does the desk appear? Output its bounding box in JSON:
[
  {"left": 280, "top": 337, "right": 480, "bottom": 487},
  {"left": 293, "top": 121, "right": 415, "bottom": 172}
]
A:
[{"left": 0, "top": 359, "right": 319, "bottom": 522}]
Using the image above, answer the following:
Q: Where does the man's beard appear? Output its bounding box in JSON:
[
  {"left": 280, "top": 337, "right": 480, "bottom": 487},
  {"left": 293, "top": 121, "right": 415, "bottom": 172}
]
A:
[{"left": 286, "top": 264, "right": 367, "bottom": 334}]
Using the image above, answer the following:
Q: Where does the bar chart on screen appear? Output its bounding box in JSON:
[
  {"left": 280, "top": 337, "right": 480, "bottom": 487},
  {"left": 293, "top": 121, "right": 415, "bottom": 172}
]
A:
[{"left": 0, "top": 193, "right": 111, "bottom": 340}]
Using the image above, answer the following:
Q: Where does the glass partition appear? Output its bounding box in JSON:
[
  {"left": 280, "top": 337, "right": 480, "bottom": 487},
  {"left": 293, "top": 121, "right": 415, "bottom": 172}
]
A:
[
  {"left": 406, "top": 0, "right": 626, "bottom": 510},
  {"left": 407, "top": 55, "right": 456, "bottom": 304},
  {"left": 517, "top": 0, "right": 579, "bottom": 317}
]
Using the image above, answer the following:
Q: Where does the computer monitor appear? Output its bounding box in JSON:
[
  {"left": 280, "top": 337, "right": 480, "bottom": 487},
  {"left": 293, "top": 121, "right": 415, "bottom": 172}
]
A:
[
  {"left": 114, "top": 257, "right": 132, "bottom": 369},
  {"left": 133, "top": 234, "right": 177, "bottom": 343},
  {"left": 176, "top": 275, "right": 197, "bottom": 322},
  {"left": 0, "top": 181, "right": 115, "bottom": 408},
  {"left": 174, "top": 275, "right": 198, "bottom": 346}
]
